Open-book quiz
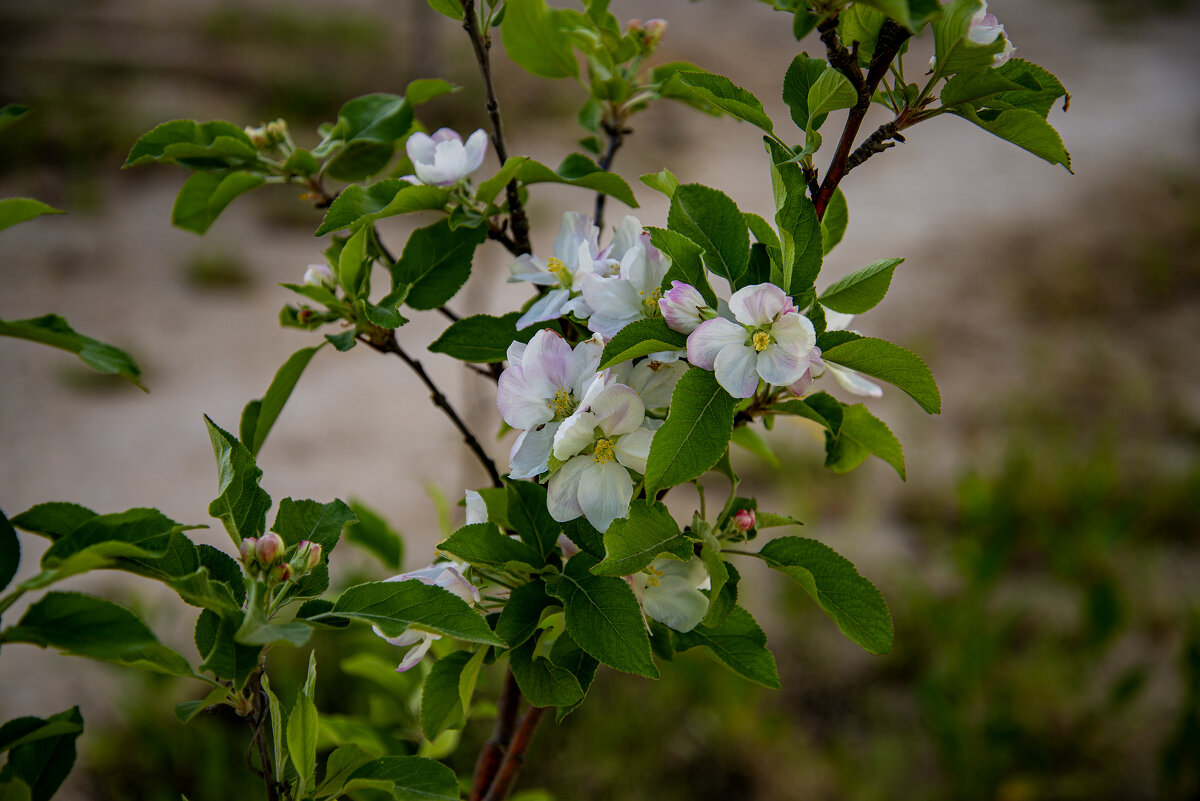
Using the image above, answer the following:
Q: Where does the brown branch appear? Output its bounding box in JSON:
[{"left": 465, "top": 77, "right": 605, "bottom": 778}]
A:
[
  {"left": 471, "top": 670, "right": 523, "bottom": 801},
  {"left": 359, "top": 330, "right": 504, "bottom": 488},
  {"left": 818, "top": 14, "right": 863, "bottom": 94},
  {"left": 845, "top": 122, "right": 905, "bottom": 173},
  {"left": 480, "top": 704, "right": 547, "bottom": 801},
  {"left": 593, "top": 120, "right": 629, "bottom": 231},
  {"left": 813, "top": 19, "right": 911, "bottom": 219},
  {"left": 463, "top": 1, "right": 532, "bottom": 255}
]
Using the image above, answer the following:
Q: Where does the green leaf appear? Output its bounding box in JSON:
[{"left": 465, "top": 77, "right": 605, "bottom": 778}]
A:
[
  {"left": 475, "top": 156, "right": 527, "bottom": 205},
  {"left": 420, "top": 650, "right": 471, "bottom": 740},
  {"left": 0, "top": 103, "right": 31, "bottom": 133},
  {"left": 644, "top": 368, "right": 738, "bottom": 497},
  {"left": 271, "top": 498, "right": 354, "bottom": 554},
  {"left": 1, "top": 511, "right": 18, "bottom": 594},
  {"left": 314, "top": 744, "right": 375, "bottom": 798},
  {"left": 288, "top": 671, "right": 319, "bottom": 793},
  {"left": 667, "top": 184, "right": 749, "bottom": 286},
  {"left": 939, "top": 68, "right": 1026, "bottom": 108},
  {"left": 838, "top": 5, "right": 887, "bottom": 66},
  {"left": 506, "top": 481, "right": 561, "bottom": 559},
  {"left": 501, "top": 0, "right": 583, "bottom": 79},
  {"left": 821, "top": 337, "right": 941, "bottom": 414},
  {"left": 543, "top": 553, "right": 657, "bottom": 678},
  {"left": 675, "top": 71, "right": 774, "bottom": 132},
  {"left": 204, "top": 416, "right": 271, "bottom": 544},
  {"left": 0, "top": 314, "right": 144, "bottom": 389},
  {"left": 639, "top": 169, "right": 679, "bottom": 198},
  {"left": 37, "top": 506, "right": 180, "bottom": 574},
  {"left": 702, "top": 553, "right": 739, "bottom": 627},
  {"left": 123, "top": 119, "right": 258, "bottom": 169},
  {"left": 315, "top": 181, "right": 449, "bottom": 236},
  {"left": 173, "top": 686, "right": 231, "bottom": 724},
  {"left": 932, "top": 0, "right": 1007, "bottom": 75},
  {"left": 591, "top": 501, "right": 692, "bottom": 576},
  {"left": 509, "top": 638, "right": 585, "bottom": 708},
  {"left": 673, "top": 606, "right": 780, "bottom": 688},
  {"left": 242, "top": 345, "right": 324, "bottom": 456},
  {"left": 405, "top": 78, "right": 459, "bottom": 107},
  {"left": 437, "top": 523, "right": 544, "bottom": 572},
  {"left": 853, "top": 0, "right": 942, "bottom": 30},
  {"left": 646, "top": 227, "right": 718, "bottom": 308},
  {"left": 495, "top": 581, "right": 555, "bottom": 648},
  {"left": 0, "top": 707, "right": 82, "bottom": 801},
  {"left": 329, "top": 93, "right": 414, "bottom": 144},
  {"left": 391, "top": 219, "right": 487, "bottom": 310},
  {"left": 759, "top": 536, "right": 893, "bottom": 654},
  {"left": 516, "top": 155, "right": 638, "bottom": 208},
  {"left": 326, "top": 580, "right": 502, "bottom": 645},
  {"left": 324, "top": 331, "right": 357, "bottom": 351},
  {"left": 806, "top": 67, "right": 858, "bottom": 127},
  {"left": 429, "top": 312, "right": 540, "bottom": 363},
  {"left": 819, "top": 257, "right": 903, "bottom": 314},
  {"left": 9, "top": 503, "right": 96, "bottom": 542},
  {"left": 0, "top": 716, "right": 83, "bottom": 755},
  {"left": 345, "top": 501, "right": 403, "bottom": 571},
  {"left": 832, "top": 404, "right": 905, "bottom": 479},
  {"left": 171, "top": 171, "right": 264, "bottom": 234},
  {"left": 337, "top": 227, "right": 369, "bottom": 299},
  {"left": 561, "top": 518, "right": 605, "bottom": 560},
  {"left": 262, "top": 675, "right": 287, "bottom": 782},
  {"left": 731, "top": 425, "right": 780, "bottom": 468},
  {"left": 195, "top": 609, "right": 261, "bottom": 689},
  {"left": 782, "top": 53, "right": 830, "bottom": 131},
  {"left": 0, "top": 198, "right": 63, "bottom": 232},
  {"left": 597, "top": 319, "right": 687, "bottom": 370},
  {"left": 951, "top": 106, "right": 1072, "bottom": 171},
  {"left": 767, "top": 140, "right": 823, "bottom": 295},
  {"left": 342, "top": 756, "right": 460, "bottom": 800},
  {"left": 988, "top": 59, "right": 1068, "bottom": 118},
  {"left": 820, "top": 188, "right": 848, "bottom": 255}
]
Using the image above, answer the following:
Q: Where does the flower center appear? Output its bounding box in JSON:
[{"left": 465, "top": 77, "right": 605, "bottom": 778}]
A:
[
  {"left": 546, "top": 257, "right": 572, "bottom": 288},
  {"left": 643, "top": 564, "right": 664, "bottom": 588},
  {"left": 640, "top": 286, "right": 663, "bottom": 317},
  {"left": 752, "top": 331, "right": 771, "bottom": 352},
  {"left": 549, "top": 387, "right": 575, "bottom": 419},
  {"left": 593, "top": 438, "right": 616, "bottom": 464}
]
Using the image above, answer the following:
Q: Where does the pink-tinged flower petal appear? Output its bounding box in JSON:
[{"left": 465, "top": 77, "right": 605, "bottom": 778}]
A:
[
  {"left": 827, "top": 363, "right": 883, "bottom": 398},
  {"left": 508, "top": 255, "right": 558, "bottom": 285},
  {"left": 557, "top": 533, "right": 580, "bottom": 558},
  {"left": 430, "top": 128, "right": 463, "bottom": 145},
  {"left": 516, "top": 289, "right": 574, "bottom": 330},
  {"left": 577, "top": 460, "right": 633, "bottom": 533},
  {"left": 507, "top": 340, "right": 527, "bottom": 366},
  {"left": 614, "top": 426, "right": 654, "bottom": 474},
  {"left": 994, "top": 37, "right": 1016, "bottom": 66},
  {"left": 592, "top": 383, "right": 645, "bottom": 437},
  {"left": 396, "top": 633, "right": 437, "bottom": 672},
  {"left": 687, "top": 318, "right": 748, "bottom": 370},
  {"left": 757, "top": 342, "right": 807, "bottom": 386},
  {"left": 580, "top": 273, "right": 642, "bottom": 320},
  {"left": 405, "top": 132, "right": 436, "bottom": 165},
  {"left": 769, "top": 312, "right": 817, "bottom": 353},
  {"left": 462, "top": 129, "right": 488, "bottom": 173},
  {"left": 497, "top": 366, "right": 553, "bottom": 430},
  {"left": 553, "top": 410, "right": 599, "bottom": 460},
  {"left": 303, "top": 263, "right": 334, "bottom": 287},
  {"left": 660, "top": 281, "right": 707, "bottom": 334},
  {"left": 627, "top": 359, "right": 687, "bottom": 409},
  {"left": 728, "top": 283, "right": 789, "bottom": 326},
  {"left": 521, "top": 329, "right": 573, "bottom": 395},
  {"left": 433, "top": 566, "right": 481, "bottom": 605},
  {"left": 714, "top": 344, "right": 760, "bottom": 398},
  {"left": 566, "top": 335, "right": 604, "bottom": 397},
  {"left": 787, "top": 349, "right": 825, "bottom": 397},
  {"left": 508, "top": 423, "right": 558, "bottom": 479},
  {"left": 547, "top": 455, "right": 590, "bottom": 522},
  {"left": 555, "top": 212, "right": 599, "bottom": 271},
  {"left": 608, "top": 215, "right": 643, "bottom": 262},
  {"left": 465, "top": 489, "right": 487, "bottom": 526}
]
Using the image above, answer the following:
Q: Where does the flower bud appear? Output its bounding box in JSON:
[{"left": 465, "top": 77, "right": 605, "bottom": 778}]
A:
[
  {"left": 659, "top": 281, "right": 710, "bottom": 334},
  {"left": 292, "top": 540, "right": 322, "bottom": 573},
  {"left": 240, "top": 537, "right": 258, "bottom": 565},
  {"left": 642, "top": 18, "right": 667, "bottom": 47},
  {"left": 244, "top": 125, "right": 269, "bottom": 148},
  {"left": 303, "top": 263, "right": 335, "bottom": 289},
  {"left": 733, "top": 509, "right": 755, "bottom": 534},
  {"left": 256, "top": 532, "right": 285, "bottom": 566},
  {"left": 268, "top": 562, "right": 292, "bottom": 585}
]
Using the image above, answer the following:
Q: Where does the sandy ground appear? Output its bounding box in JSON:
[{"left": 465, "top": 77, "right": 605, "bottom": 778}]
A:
[{"left": 1, "top": 0, "right": 1198, "bottom": 775}]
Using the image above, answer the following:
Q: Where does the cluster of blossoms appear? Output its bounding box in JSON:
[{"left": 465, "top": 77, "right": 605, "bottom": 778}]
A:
[{"left": 238, "top": 532, "right": 322, "bottom": 585}]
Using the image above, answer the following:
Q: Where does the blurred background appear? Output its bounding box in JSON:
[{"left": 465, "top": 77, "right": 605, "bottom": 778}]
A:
[{"left": 1, "top": 0, "right": 1199, "bottom": 798}]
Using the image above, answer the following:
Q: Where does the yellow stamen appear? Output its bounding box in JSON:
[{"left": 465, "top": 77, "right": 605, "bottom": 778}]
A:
[
  {"left": 546, "top": 257, "right": 571, "bottom": 288},
  {"left": 643, "top": 564, "right": 664, "bottom": 588},
  {"left": 640, "top": 286, "right": 663, "bottom": 317},
  {"left": 593, "top": 438, "right": 616, "bottom": 464},
  {"left": 752, "top": 331, "right": 771, "bottom": 352},
  {"left": 549, "top": 387, "right": 575, "bottom": 418}
]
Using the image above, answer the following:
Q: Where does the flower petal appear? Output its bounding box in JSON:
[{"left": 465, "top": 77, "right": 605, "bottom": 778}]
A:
[
  {"left": 769, "top": 312, "right": 817, "bottom": 352},
  {"left": 592, "top": 383, "right": 646, "bottom": 436},
  {"left": 515, "top": 289, "right": 572, "bottom": 333},
  {"left": 687, "top": 318, "right": 748, "bottom": 370},
  {"left": 508, "top": 255, "right": 558, "bottom": 286},
  {"left": 728, "top": 282, "right": 788, "bottom": 326},
  {"left": 714, "top": 344, "right": 761, "bottom": 398},
  {"left": 627, "top": 359, "right": 687, "bottom": 409},
  {"left": 521, "top": 329, "right": 572, "bottom": 394},
  {"left": 396, "top": 633, "right": 437, "bottom": 672},
  {"left": 497, "top": 366, "right": 552, "bottom": 430},
  {"left": 462, "top": 129, "right": 489, "bottom": 173},
  {"left": 827, "top": 363, "right": 884, "bottom": 398},
  {"left": 577, "top": 460, "right": 633, "bottom": 533},
  {"left": 614, "top": 426, "right": 655, "bottom": 474},
  {"left": 757, "top": 342, "right": 806, "bottom": 386},
  {"left": 465, "top": 489, "right": 487, "bottom": 526},
  {"left": 580, "top": 273, "right": 643, "bottom": 322},
  {"left": 555, "top": 212, "right": 598, "bottom": 272},
  {"left": 644, "top": 579, "right": 708, "bottom": 632},
  {"left": 566, "top": 335, "right": 605, "bottom": 397},
  {"left": 547, "top": 455, "right": 590, "bottom": 522},
  {"left": 553, "top": 411, "right": 599, "bottom": 460},
  {"left": 608, "top": 215, "right": 643, "bottom": 261},
  {"left": 508, "top": 423, "right": 559, "bottom": 479},
  {"left": 405, "top": 131, "right": 436, "bottom": 165},
  {"left": 660, "top": 281, "right": 708, "bottom": 334}
]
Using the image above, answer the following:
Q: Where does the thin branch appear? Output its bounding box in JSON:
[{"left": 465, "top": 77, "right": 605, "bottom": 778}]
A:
[
  {"left": 593, "top": 120, "right": 629, "bottom": 231},
  {"left": 480, "top": 704, "right": 547, "bottom": 801},
  {"left": 359, "top": 330, "right": 504, "bottom": 488},
  {"left": 463, "top": 1, "right": 532, "bottom": 255},
  {"left": 471, "top": 670, "right": 523, "bottom": 801},
  {"left": 813, "top": 19, "right": 911, "bottom": 218},
  {"left": 845, "top": 122, "right": 905, "bottom": 173},
  {"left": 818, "top": 14, "right": 864, "bottom": 94}
]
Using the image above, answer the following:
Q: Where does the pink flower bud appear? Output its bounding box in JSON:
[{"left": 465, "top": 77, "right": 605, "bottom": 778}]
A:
[
  {"left": 256, "top": 532, "right": 284, "bottom": 566},
  {"left": 292, "top": 540, "right": 322, "bottom": 573},
  {"left": 642, "top": 18, "right": 667, "bottom": 46},
  {"left": 733, "top": 509, "right": 755, "bottom": 533},
  {"left": 239, "top": 537, "right": 259, "bottom": 566},
  {"left": 659, "top": 281, "right": 710, "bottom": 334},
  {"left": 303, "top": 263, "right": 334, "bottom": 288},
  {"left": 269, "top": 562, "right": 292, "bottom": 584}
]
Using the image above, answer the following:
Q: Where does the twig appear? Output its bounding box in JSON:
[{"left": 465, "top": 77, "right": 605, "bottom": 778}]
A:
[
  {"left": 813, "top": 19, "right": 912, "bottom": 219},
  {"left": 845, "top": 121, "right": 905, "bottom": 172},
  {"left": 463, "top": 1, "right": 532, "bottom": 255},
  {"left": 818, "top": 14, "right": 864, "bottom": 94},
  {"left": 471, "top": 671, "right": 523, "bottom": 800},
  {"left": 359, "top": 330, "right": 504, "bottom": 488},
  {"left": 593, "top": 120, "right": 629, "bottom": 231},
  {"left": 480, "top": 704, "right": 547, "bottom": 801}
]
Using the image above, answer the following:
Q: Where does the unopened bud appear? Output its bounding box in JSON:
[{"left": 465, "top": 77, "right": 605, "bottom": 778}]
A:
[
  {"left": 269, "top": 562, "right": 292, "bottom": 585},
  {"left": 642, "top": 18, "right": 667, "bottom": 47},
  {"left": 626, "top": 18, "right": 643, "bottom": 33},
  {"left": 303, "top": 263, "right": 335, "bottom": 289},
  {"left": 244, "top": 125, "right": 269, "bottom": 148},
  {"left": 733, "top": 509, "right": 755, "bottom": 533},
  {"left": 292, "top": 540, "right": 322, "bottom": 573},
  {"left": 256, "top": 532, "right": 285, "bottom": 566},
  {"left": 264, "top": 119, "right": 289, "bottom": 145},
  {"left": 240, "top": 537, "right": 260, "bottom": 575},
  {"left": 297, "top": 307, "right": 315, "bottom": 325}
]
